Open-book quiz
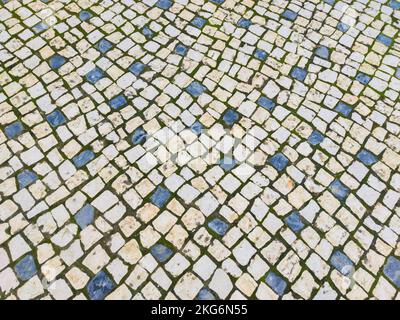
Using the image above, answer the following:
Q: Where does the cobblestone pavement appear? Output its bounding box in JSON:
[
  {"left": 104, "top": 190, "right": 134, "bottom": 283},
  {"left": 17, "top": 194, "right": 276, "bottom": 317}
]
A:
[{"left": 0, "top": 0, "right": 400, "bottom": 300}]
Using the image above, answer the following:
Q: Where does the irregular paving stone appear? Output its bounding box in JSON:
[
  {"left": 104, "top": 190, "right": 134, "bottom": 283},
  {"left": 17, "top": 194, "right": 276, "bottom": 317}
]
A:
[
  {"left": 49, "top": 55, "right": 66, "bottom": 70},
  {"left": 47, "top": 110, "right": 67, "bottom": 128},
  {"left": 0, "top": 0, "right": 399, "bottom": 301},
  {"left": 151, "top": 244, "right": 173, "bottom": 263},
  {"left": 186, "top": 81, "right": 206, "bottom": 97},
  {"left": 96, "top": 39, "right": 113, "bottom": 54},
  {"left": 72, "top": 150, "right": 95, "bottom": 168},
  {"left": 74, "top": 204, "right": 95, "bottom": 230},
  {"left": 269, "top": 153, "right": 290, "bottom": 172},
  {"left": 222, "top": 109, "right": 239, "bottom": 126},
  {"left": 86, "top": 271, "right": 115, "bottom": 300},
  {"left": 285, "top": 212, "right": 305, "bottom": 233},
  {"left": 329, "top": 251, "right": 354, "bottom": 277},
  {"left": 308, "top": 131, "right": 325, "bottom": 146},
  {"left": 383, "top": 257, "right": 400, "bottom": 288},
  {"left": 86, "top": 68, "right": 105, "bottom": 84},
  {"left": 329, "top": 180, "right": 350, "bottom": 201},
  {"left": 108, "top": 95, "right": 127, "bottom": 110},
  {"left": 151, "top": 187, "right": 171, "bottom": 208},
  {"left": 5, "top": 122, "right": 24, "bottom": 139},
  {"left": 208, "top": 218, "right": 229, "bottom": 236},
  {"left": 265, "top": 272, "right": 287, "bottom": 296},
  {"left": 131, "top": 128, "right": 148, "bottom": 145},
  {"left": 14, "top": 255, "right": 37, "bottom": 281},
  {"left": 196, "top": 287, "right": 216, "bottom": 300},
  {"left": 17, "top": 170, "right": 38, "bottom": 189},
  {"left": 129, "top": 62, "right": 146, "bottom": 76}
]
